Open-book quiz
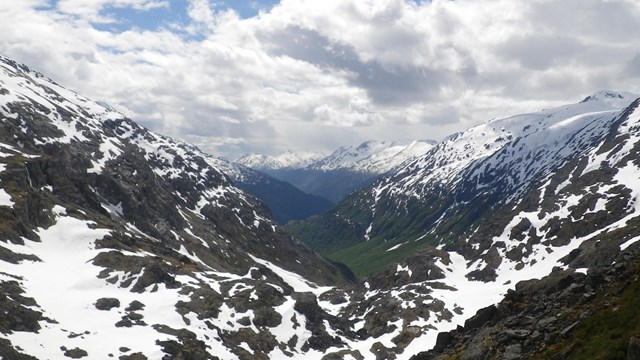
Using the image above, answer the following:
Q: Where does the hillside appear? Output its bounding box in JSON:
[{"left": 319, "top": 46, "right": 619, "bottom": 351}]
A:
[
  {"left": 0, "top": 54, "right": 355, "bottom": 359},
  {"left": 287, "top": 91, "right": 640, "bottom": 275},
  {"left": 212, "top": 161, "right": 334, "bottom": 224}
]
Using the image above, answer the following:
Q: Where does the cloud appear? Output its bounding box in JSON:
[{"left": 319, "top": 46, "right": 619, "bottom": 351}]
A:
[
  {"left": 624, "top": 54, "right": 640, "bottom": 78},
  {"left": 1, "top": 0, "right": 639, "bottom": 159},
  {"left": 496, "top": 34, "right": 585, "bottom": 70},
  {"left": 257, "top": 25, "right": 455, "bottom": 106}
]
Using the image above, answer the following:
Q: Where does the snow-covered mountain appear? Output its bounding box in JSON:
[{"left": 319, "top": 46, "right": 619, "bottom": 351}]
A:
[
  {"left": 237, "top": 140, "right": 435, "bottom": 202},
  {"left": 0, "top": 53, "right": 496, "bottom": 360},
  {"left": 289, "top": 90, "right": 640, "bottom": 268},
  {"left": 237, "top": 140, "right": 435, "bottom": 174},
  {"left": 236, "top": 151, "right": 324, "bottom": 170},
  {"left": 308, "top": 140, "right": 436, "bottom": 174},
  {"left": 288, "top": 89, "right": 640, "bottom": 356},
  {"left": 0, "top": 55, "right": 354, "bottom": 359},
  {"left": 4, "top": 52, "right": 640, "bottom": 360}
]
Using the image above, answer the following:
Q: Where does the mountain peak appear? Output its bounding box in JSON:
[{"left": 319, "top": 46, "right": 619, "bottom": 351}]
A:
[{"left": 580, "top": 90, "right": 639, "bottom": 106}]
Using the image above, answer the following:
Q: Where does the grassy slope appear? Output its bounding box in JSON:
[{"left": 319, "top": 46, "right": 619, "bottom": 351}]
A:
[{"left": 327, "top": 235, "right": 437, "bottom": 276}]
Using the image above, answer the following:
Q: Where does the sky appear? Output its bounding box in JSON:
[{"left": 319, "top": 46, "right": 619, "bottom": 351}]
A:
[{"left": 1, "top": 0, "right": 640, "bottom": 160}]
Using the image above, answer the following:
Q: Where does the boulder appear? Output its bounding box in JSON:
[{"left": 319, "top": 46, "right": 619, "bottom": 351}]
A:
[{"left": 95, "top": 298, "right": 120, "bottom": 311}]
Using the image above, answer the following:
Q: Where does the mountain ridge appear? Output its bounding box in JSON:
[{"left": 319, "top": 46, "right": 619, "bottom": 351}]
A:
[{"left": 236, "top": 139, "right": 436, "bottom": 202}]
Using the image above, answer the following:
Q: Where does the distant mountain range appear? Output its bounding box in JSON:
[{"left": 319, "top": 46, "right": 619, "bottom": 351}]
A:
[
  {"left": 234, "top": 151, "right": 324, "bottom": 170},
  {"left": 236, "top": 139, "right": 436, "bottom": 202}
]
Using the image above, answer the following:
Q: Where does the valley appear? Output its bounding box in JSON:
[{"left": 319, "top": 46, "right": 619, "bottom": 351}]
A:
[{"left": 2, "top": 54, "right": 640, "bottom": 360}]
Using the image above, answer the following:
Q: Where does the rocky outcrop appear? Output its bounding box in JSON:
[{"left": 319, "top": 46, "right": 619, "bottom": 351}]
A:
[{"left": 414, "top": 242, "right": 640, "bottom": 359}]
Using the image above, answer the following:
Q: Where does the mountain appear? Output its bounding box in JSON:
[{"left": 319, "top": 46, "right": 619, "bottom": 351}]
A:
[
  {"left": 286, "top": 89, "right": 640, "bottom": 356},
  {"left": 0, "top": 54, "right": 360, "bottom": 359},
  {"left": 309, "top": 140, "right": 436, "bottom": 174},
  {"left": 287, "top": 90, "right": 640, "bottom": 273},
  {"left": 213, "top": 162, "right": 334, "bottom": 224},
  {"left": 4, "top": 52, "right": 640, "bottom": 360},
  {"left": 235, "top": 151, "right": 324, "bottom": 170},
  {"left": 237, "top": 140, "right": 435, "bottom": 202}
]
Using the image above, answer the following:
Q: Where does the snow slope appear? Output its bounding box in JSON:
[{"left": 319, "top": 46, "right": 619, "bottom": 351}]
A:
[{"left": 236, "top": 151, "right": 324, "bottom": 170}]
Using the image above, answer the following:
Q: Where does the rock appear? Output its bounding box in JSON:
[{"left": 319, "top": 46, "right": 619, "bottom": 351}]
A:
[
  {"left": 132, "top": 262, "right": 181, "bottom": 293},
  {"left": 628, "top": 336, "right": 640, "bottom": 360},
  {"left": 237, "top": 316, "right": 251, "bottom": 326},
  {"left": 502, "top": 343, "right": 522, "bottom": 360},
  {"left": 293, "top": 292, "right": 323, "bottom": 325},
  {"left": 462, "top": 329, "right": 493, "bottom": 360},
  {"left": 119, "top": 353, "right": 148, "bottom": 360},
  {"left": 252, "top": 308, "right": 283, "bottom": 328},
  {"left": 220, "top": 327, "right": 278, "bottom": 355},
  {"left": 319, "top": 289, "right": 348, "bottom": 305},
  {"left": 504, "top": 329, "right": 530, "bottom": 339},
  {"left": 432, "top": 331, "right": 453, "bottom": 352},
  {"left": 115, "top": 318, "right": 133, "bottom": 328},
  {"left": 0, "top": 281, "right": 43, "bottom": 333},
  {"left": 95, "top": 298, "right": 120, "bottom": 311},
  {"left": 464, "top": 305, "right": 497, "bottom": 330},
  {"left": 321, "top": 349, "right": 364, "bottom": 360},
  {"left": 392, "top": 326, "right": 421, "bottom": 349},
  {"left": 155, "top": 339, "right": 213, "bottom": 360},
  {"left": 0, "top": 338, "right": 37, "bottom": 359},
  {"left": 370, "top": 342, "right": 396, "bottom": 360},
  {"left": 127, "top": 312, "right": 144, "bottom": 321},
  {"left": 560, "top": 321, "right": 579, "bottom": 337},
  {"left": 125, "top": 301, "right": 145, "bottom": 312},
  {"left": 153, "top": 325, "right": 214, "bottom": 360},
  {"left": 62, "top": 347, "right": 88, "bottom": 358},
  {"left": 175, "top": 285, "right": 224, "bottom": 320},
  {"left": 580, "top": 292, "right": 596, "bottom": 304},
  {"left": 536, "top": 316, "right": 557, "bottom": 330}
]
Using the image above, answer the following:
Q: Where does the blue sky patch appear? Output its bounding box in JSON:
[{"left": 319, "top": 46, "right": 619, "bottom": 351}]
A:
[{"left": 225, "top": 0, "right": 281, "bottom": 18}]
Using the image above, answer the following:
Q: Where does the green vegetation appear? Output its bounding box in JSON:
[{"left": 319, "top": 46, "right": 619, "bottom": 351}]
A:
[{"left": 327, "top": 234, "right": 436, "bottom": 276}]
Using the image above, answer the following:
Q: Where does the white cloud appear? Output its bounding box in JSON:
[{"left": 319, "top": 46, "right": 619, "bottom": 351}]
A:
[{"left": 0, "top": 0, "right": 639, "bottom": 159}]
